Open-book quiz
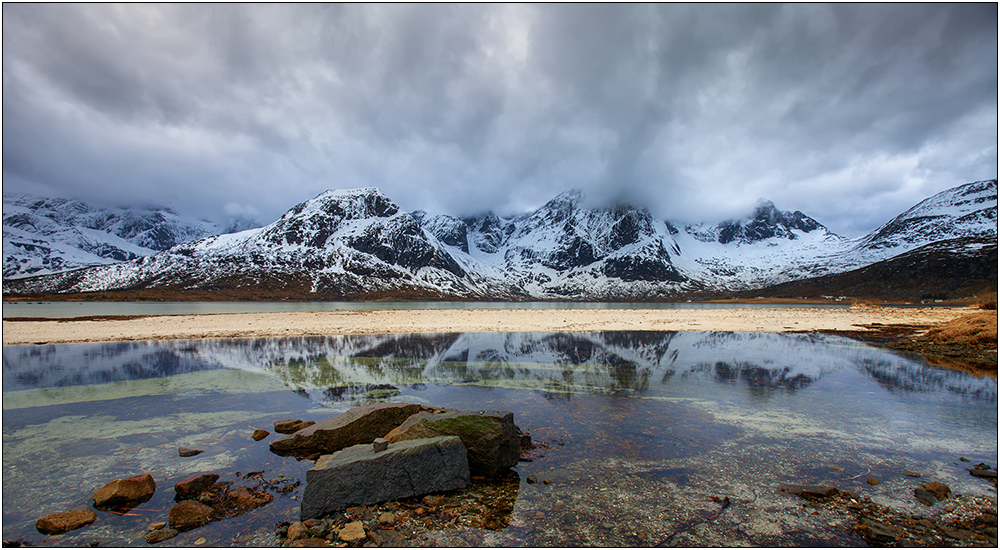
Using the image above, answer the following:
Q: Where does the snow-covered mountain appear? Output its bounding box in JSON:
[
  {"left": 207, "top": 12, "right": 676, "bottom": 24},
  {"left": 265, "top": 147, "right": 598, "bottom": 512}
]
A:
[
  {"left": 3, "top": 194, "right": 259, "bottom": 279},
  {"left": 3, "top": 179, "right": 996, "bottom": 300}
]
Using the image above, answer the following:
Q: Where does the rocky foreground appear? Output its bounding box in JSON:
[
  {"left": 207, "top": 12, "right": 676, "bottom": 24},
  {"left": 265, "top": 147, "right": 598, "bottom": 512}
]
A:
[{"left": 12, "top": 402, "right": 997, "bottom": 548}]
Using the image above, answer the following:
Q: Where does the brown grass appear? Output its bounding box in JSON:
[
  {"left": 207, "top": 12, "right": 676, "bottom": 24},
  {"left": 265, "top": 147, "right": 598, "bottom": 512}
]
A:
[{"left": 921, "top": 311, "right": 998, "bottom": 347}]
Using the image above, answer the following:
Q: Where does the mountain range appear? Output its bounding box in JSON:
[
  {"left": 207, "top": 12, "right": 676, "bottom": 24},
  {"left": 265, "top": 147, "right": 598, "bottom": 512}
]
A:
[
  {"left": 3, "top": 194, "right": 259, "bottom": 279},
  {"left": 3, "top": 179, "right": 996, "bottom": 301}
]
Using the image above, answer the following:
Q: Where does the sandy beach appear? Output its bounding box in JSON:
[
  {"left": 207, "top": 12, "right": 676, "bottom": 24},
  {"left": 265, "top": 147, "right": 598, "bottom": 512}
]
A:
[{"left": 1, "top": 305, "right": 978, "bottom": 346}]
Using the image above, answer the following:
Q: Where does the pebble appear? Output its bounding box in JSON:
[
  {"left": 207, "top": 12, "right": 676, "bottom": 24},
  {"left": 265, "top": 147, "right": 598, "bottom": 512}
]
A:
[
  {"left": 194, "top": 537, "right": 206, "bottom": 545},
  {"left": 378, "top": 512, "right": 396, "bottom": 525},
  {"left": 251, "top": 429, "right": 269, "bottom": 441},
  {"left": 867, "top": 477, "right": 881, "bottom": 486},
  {"left": 147, "top": 522, "right": 166, "bottom": 531},
  {"left": 904, "top": 471, "right": 922, "bottom": 478},
  {"left": 338, "top": 521, "right": 366, "bottom": 543},
  {"left": 144, "top": 528, "right": 179, "bottom": 544}
]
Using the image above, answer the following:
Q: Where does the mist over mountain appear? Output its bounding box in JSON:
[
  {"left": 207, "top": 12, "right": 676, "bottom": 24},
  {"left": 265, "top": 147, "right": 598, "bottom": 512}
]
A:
[{"left": 3, "top": 179, "right": 996, "bottom": 301}]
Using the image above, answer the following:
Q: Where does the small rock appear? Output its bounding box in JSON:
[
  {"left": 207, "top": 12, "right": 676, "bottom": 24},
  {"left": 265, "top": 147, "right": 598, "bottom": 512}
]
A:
[
  {"left": 92, "top": 474, "right": 157, "bottom": 509},
  {"left": 194, "top": 537, "right": 206, "bottom": 545},
  {"left": 421, "top": 495, "right": 446, "bottom": 507},
  {"left": 338, "top": 521, "right": 366, "bottom": 543},
  {"left": 914, "top": 488, "right": 937, "bottom": 506},
  {"left": 35, "top": 509, "right": 97, "bottom": 535},
  {"left": 168, "top": 500, "right": 215, "bottom": 531},
  {"left": 831, "top": 466, "right": 845, "bottom": 471},
  {"left": 178, "top": 448, "right": 204, "bottom": 457},
  {"left": 600, "top": 522, "right": 614, "bottom": 530},
  {"left": 863, "top": 520, "right": 905, "bottom": 543},
  {"left": 144, "top": 528, "right": 179, "bottom": 544},
  {"left": 415, "top": 507, "right": 426, "bottom": 516},
  {"left": 368, "top": 529, "right": 406, "bottom": 547},
  {"left": 543, "top": 479, "right": 552, "bottom": 485},
  {"left": 223, "top": 486, "right": 272, "bottom": 512},
  {"left": 781, "top": 485, "right": 840, "bottom": 499},
  {"left": 921, "top": 481, "right": 951, "bottom": 501},
  {"left": 866, "top": 477, "right": 881, "bottom": 486},
  {"left": 251, "top": 429, "right": 270, "bottom": 441},
  {"left": 526, "top": 474, "right": 538, "bottom": 484},
  {"left": 174, "top": 473, "right": 220, "bottom": 500},
  {"left": 969, "top": 464, "right": 998, "bottom": 480},
  {"left": 148, "top": 522, "right": 166, "bottom": 531},
  {"left": 289, "top": 539, "right": 332, "bottom": 548},
  {"left": 286, "top": 521, "right": 309, "bottom": 541},
  {"left": 373, "top": 438, "right": 389, "bottom": 452},
  {"left": 960, "top": 457, "right": 971, "bottom": 462},
  {"left": 306, "top": 523, "right": 329, "bottom": 539},
  {"left": 378, "top": 512, "right": 396, "bottom": 525},
  {"left": 274, "top": 419, "right": 316, "bottom": 434},
  {"left": 903, "top": 471, "right": 922, "bottom": 478}
]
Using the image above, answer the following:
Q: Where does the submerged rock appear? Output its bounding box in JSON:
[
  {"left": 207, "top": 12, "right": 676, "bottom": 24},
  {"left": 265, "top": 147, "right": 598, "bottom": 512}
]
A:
[
  {"left": 301, "top": 435, "right": 469, "bottom": 519},
  {"left": 914, "top": 488, "right": 937, "bottom": 506},
  {"left": 169, "top": 500, "right": 216, "bottom": 531},
  {"left": 921, "top": 481, "right": 951, "bottom": 501},
  {"left": 92, "top": 473, "right": 156, "bottom": 508},
  {"left": 275, "top": 419, "right": 316, "bottom": 434},
  {"left": 781, "top": 485, "right": 841, "bottom": 500},
  {"left": 175, "top": 473, "right": 220, "bottom": 500},
  {"left": 144, "top": 528, "right": 179, "bottom": 544},
  {"left": 35, "top": 509, "right": 97, "bottom": 535},
  {"left": 178, "top": 447, "right": 204, "bottom": 457},
  {"left": 385, "top": 409, "right": 520, "bottom": 476},
  {"left": 251, "top": 429, "right": 270, "bottom": 441},
  {"left": 270, "top": 403, "right": 426, "bottom": 460}
]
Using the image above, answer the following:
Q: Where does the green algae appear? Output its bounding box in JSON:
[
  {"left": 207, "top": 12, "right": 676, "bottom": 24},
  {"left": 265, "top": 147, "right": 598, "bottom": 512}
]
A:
[{"left": 2, "top": 369, "right": 290, "bottom": 410}]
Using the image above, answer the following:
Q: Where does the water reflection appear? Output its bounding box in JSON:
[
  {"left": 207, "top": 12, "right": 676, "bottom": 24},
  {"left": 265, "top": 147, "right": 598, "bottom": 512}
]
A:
[
  {"left": 2, "top": 331, "right": 996, "bottom": 547},
  {"left": 6, "top": 332, "right": 995, "bottom": 405}
]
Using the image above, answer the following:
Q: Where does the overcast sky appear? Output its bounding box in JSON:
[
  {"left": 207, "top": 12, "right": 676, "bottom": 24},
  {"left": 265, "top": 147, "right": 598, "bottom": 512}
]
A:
[{"left": 3, "top": 3, "right": 997, "bottom": 237}]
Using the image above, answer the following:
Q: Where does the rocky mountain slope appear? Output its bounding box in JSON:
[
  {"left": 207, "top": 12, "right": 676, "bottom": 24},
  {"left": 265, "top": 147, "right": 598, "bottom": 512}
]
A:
[
  {"left": 3, "top": 194, "right": 258, "bottom": 279},
  {"left": 3, "top": 180, "right": 996, "bottom": 301},
  {"left": 3, "top": 194, "right": 258, "bottom": 278}
]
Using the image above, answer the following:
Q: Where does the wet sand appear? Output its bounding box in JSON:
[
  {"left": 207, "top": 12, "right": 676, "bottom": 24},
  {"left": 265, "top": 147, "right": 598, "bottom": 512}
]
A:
[{"left": 1, "top": 305, "right": 976, "bottom": 345}]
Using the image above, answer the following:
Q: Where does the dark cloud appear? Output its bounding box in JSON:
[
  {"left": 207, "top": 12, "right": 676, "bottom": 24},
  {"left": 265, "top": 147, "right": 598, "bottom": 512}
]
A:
[{"left": 3, "top": 4, "right": 996, "bottom": 236}]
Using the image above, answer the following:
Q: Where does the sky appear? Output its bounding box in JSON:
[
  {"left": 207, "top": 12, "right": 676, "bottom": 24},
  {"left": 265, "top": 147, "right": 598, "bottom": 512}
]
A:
[{"left": 2, "top": 3, "right": 997, "bottom": 237}]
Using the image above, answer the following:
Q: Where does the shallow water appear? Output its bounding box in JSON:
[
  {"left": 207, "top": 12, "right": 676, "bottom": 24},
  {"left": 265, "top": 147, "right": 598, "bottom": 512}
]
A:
[
  {"left": 1, "top": 300, "right": 850, "bottom": 318},
  {"left": 2, "top": 331, "right": 996, "bottom": 546}
]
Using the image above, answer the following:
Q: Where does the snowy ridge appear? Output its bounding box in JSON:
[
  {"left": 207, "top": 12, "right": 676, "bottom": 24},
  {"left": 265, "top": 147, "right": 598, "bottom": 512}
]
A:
[
  {"left": 3, "top": 179, "right": 996, "bottom": 298},
  {"left": 3, "top": 194, "right": 259, "bottom": 279}
]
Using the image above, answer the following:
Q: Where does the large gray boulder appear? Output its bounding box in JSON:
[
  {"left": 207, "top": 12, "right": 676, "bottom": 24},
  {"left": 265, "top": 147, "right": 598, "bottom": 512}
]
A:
[
  {"left": 301, "top": 435, "right": 469, "bottom": 520},
  {"left": 385, "top": 409, "right": 520, "bottom": 476},
  {"left": 270, "top": 402, "right": 427, "bottom": 460}
]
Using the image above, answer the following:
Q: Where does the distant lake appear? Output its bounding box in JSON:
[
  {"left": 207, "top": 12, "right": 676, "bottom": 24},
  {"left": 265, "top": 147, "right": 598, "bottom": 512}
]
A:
[
  {"left": 2, "top": 300, "right": 850, "bottom": 319},
  {"left": 2, "top": 331, "right": 995, "bottom": 546}
]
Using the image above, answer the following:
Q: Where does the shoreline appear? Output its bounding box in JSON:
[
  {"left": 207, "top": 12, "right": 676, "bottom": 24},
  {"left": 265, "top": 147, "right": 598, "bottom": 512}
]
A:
[{"left": 1, "top": 306, "right": 977, "bottom": 346}]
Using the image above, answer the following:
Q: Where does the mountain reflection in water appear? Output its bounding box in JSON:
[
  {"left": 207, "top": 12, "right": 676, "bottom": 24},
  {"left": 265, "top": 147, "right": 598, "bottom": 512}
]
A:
[
  {"left": 3, "top": 331, "right": 996, "bottom": 547},
  {"left": 5, "top": 331, "right": 995, "bottom": 405}
]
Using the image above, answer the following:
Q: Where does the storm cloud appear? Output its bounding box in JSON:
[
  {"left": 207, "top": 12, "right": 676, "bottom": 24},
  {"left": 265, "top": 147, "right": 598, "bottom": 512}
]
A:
[{"left": 3, "top": 3, "right": 996, "bottom": 236}]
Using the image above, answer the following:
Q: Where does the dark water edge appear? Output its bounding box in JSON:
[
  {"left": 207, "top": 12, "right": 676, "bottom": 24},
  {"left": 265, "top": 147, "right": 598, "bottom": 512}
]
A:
[
  {"left": 2, "top": 332, "right": 996, "bottom": 547},
  {"left": 1, "top": 300, "right": 850, "bottom": 319}
]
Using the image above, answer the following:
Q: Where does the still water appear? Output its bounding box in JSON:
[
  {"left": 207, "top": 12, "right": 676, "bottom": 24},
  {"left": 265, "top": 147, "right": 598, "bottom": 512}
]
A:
[
  {"left": 2, "top": 332, "right": 996, "bottom": 546},
  {"left": 1, "top": 300, "right": 849, "bottom": 318}
]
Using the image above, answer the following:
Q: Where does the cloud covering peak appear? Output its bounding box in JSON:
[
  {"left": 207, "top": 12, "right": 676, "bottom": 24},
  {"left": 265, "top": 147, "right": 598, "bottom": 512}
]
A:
[{"left": 3, "top": 3, "right": 996, "bottom": 237}]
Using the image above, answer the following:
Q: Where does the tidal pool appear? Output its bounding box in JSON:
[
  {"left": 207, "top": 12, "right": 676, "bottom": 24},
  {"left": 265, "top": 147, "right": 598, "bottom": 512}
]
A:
[{"left": 3, "top": 332, "right": 997, "bottom": 546}]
